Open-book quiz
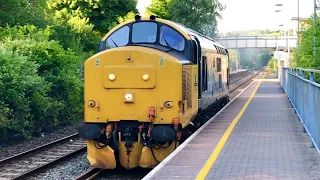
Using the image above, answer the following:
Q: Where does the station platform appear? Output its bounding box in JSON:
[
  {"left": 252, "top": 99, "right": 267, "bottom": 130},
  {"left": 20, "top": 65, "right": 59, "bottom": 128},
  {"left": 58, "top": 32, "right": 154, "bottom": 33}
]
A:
[{"left": 143, "top": 73, "right": 320, "bottom": 180}]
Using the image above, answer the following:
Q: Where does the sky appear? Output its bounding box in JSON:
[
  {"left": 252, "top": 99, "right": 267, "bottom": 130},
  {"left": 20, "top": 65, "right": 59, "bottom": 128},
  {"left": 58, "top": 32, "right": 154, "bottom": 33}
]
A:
[{"left": 137, "top": 0, "right": 315, "bottom": 33}]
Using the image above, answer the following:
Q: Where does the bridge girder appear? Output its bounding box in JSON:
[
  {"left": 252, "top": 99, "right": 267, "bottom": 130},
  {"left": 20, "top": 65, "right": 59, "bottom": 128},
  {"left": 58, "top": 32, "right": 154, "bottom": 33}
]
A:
[{"left": 216, "top": 36, "right": 297, "bottom": 49}]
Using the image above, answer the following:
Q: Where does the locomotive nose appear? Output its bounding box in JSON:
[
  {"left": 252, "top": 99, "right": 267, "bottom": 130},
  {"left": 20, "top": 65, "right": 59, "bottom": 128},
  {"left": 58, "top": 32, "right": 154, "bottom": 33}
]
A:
[
  {"left": 84, "top": 46, "right": 182, "bottom": 124},
  {"left": 103, "top": 66, "right": 156, "bottom": 89}
]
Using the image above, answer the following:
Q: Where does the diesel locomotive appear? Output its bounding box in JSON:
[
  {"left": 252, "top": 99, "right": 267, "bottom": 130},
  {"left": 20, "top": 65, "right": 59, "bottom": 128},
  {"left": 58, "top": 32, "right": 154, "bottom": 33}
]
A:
[{"left": 79, "top": 15, "right": 229, "bottom": 170}]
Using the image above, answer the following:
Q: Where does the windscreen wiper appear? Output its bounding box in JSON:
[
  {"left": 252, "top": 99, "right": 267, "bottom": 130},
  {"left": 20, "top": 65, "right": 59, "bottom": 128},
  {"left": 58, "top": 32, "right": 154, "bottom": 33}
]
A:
[
  {"left": 161, "top": 33, "right": 170, "bottom": 47},
  {"left": 111, "top": 38, "right": 118, "bottom": 47}
]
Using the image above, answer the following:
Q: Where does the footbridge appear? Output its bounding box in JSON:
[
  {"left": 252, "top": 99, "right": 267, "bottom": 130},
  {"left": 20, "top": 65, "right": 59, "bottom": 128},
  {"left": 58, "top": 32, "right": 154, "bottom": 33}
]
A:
[{"left": 216, "top": 36, "right": 297, "bottom": 49}]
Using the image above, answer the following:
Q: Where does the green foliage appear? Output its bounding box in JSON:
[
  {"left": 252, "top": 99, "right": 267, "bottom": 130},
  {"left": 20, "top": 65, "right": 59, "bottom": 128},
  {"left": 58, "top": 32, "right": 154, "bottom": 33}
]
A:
[
  {"left": 292, "top": 17, "right": 320, "bottom": 70},
  {"left": 147, "top": 0, "right": 225, "bottom": 37},
  {"left": 48, "top": 20, "right": 101, "bottom": 54},
  {"left": 0, "top": 26, "right": 84, "bottom": 141},
  {"left": 45, "top": 3, "right": 101, "bottom": 54},
  {"left": 0, "top": 42, "right": 58, "bottom": 139},
  {"left": 146, "top": 0, "right": 173, "bottom": 20},
  {"left": 0, "top": 0, "right": 47, "bottom": 28},
  {"left": 47, "top": 0, "right": 138, "bottom": 34},
  {"left": 267, "top": 58, "right": 278, "bottom": 74},
  {"left": 235, "top": 48, "right": 271, "bottom": 70},
  {"left": 118, "top": 12, "right": 139, "bottom": 23}
]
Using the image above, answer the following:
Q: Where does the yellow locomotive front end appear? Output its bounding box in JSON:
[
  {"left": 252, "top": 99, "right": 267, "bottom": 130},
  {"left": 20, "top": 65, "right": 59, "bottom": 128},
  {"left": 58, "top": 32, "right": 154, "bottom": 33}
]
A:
[{"left": 79, "top": 16, "right": 199, "bottom": 169}]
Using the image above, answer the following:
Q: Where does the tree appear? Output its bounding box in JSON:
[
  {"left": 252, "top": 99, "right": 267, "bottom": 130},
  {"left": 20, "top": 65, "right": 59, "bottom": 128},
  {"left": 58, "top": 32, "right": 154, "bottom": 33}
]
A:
[
  {"left": 237, "top": 48, "right": 271, "bottom": 70},
  {"left": 146, "top": 0, "right": 173, "bottom": 20},
  {"left": 47, "top": 0, "right": 138, "bottom": 34},
  {"left": 147, "top": 0, "right": 225, "bottom": 38},
  {"left": 0, "top": 25, "right": 85, "bottom": 140},
  {"left": 224, "top": 29, "right": 282, "bottom": 37},
  {"left": 117, "top": 11, "right": 139, "bottom": 23},
  {"left": 0, "top": 0, "right": 47, "bottom": 28},
  {"left": 292, "top": 17, "right": 320, "bottom": 70}
]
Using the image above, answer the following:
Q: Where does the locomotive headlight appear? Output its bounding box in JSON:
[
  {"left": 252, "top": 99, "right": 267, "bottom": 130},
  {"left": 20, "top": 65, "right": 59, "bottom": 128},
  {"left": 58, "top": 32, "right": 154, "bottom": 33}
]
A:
[
  {"left": 108, "top": 73, "right": 116, "bottom": 81},
  {"left": 142, "top": 73, "right": 149, "bottom": 81},
  {"left": 124, "top": 93, "right": 133, "bottom": 102}
]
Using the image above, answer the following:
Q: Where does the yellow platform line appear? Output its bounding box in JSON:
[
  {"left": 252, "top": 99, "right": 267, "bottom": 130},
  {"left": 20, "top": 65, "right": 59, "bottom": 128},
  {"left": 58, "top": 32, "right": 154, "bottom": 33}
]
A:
[{"left": 196, "top": 75, "right": 264, "bottom": 180}]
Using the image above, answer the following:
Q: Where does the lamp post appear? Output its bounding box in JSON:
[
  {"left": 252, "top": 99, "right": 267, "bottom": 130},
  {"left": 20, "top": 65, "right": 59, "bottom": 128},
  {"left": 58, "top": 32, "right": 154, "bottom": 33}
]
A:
[{"left": 277, "top": 3, "right": 291, "bottom": 67}]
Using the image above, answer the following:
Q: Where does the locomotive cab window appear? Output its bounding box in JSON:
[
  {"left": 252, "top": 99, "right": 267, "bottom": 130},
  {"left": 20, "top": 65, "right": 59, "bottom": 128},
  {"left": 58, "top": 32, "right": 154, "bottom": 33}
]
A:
[
  {"left": 217, "top": 58, "right": 222, "bottom": 72},
  {"left": 106, "top": 26, "right": 130, "bottom": 49},
  {"left": 160, "top": 26, "right": 185, "bottom": 51},
  {"left": 132, "top": 22, "right": 157, "bottom": 43}
]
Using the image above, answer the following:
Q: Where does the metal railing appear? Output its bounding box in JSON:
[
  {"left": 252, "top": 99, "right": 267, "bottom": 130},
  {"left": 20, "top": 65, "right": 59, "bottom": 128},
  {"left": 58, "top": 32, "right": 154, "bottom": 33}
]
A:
[{"left": 280, "top": 67, "right": 320, "bottom": 153}]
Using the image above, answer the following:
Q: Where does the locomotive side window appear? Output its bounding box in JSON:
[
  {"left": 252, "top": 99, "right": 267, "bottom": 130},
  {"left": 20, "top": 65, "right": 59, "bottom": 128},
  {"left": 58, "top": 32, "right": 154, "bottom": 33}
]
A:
[
  {"left": 106, "top": 26, "right": 129, "bottom": 48},
  {"left": 202, "top": 56, "right": 208, "bottom": 92},
  {"left": 217, "top": 58, "right": 221, "bottom": 72},
  {"left": 132, "top": 22, "right": 157, "bottom": 43},
  {"left": 160, "top": 26, "right": 185, "bottom": 51}
]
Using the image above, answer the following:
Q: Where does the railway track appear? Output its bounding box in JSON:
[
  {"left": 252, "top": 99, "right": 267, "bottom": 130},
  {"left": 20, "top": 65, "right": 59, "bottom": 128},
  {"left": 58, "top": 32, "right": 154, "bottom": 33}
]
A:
[
  {"left": 74, "top": 168, "right": 103, "bottom": 180},
  {"left": 229, "top": 69, "right": 258, "bottom": 92},
  {"left": 0, "top": 133, "right": 86, "bottom": 180},
  {"left": 73, "top": 69, "right": 259, "bottom": 180}
]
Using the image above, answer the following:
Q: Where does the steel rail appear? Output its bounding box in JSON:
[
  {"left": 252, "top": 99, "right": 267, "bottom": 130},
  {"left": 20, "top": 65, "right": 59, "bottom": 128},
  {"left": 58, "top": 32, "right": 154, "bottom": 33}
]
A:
[
  {"left": 73, "top": 168, "right": 104, "bottom": 180},
  {"left": 0, "top": 133, "right": 86, "bottom": 180}
]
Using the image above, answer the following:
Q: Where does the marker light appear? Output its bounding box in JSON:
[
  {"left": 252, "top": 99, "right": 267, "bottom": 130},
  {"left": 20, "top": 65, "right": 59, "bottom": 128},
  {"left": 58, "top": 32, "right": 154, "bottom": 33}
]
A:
[
  {"left": 109, "top": 73, "right": 116, "bottom": 81},
  {"left": 142, "top": 74, "right": 149, "bottom": 81},
  {"left": 124, "top": 93, "right": 133, "bottom": 102}
]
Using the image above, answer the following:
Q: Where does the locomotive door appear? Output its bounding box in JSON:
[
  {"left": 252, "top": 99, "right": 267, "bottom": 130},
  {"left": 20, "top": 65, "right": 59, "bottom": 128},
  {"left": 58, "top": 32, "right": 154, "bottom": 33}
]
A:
[{"left": 190, "top": 36, "right": 202, "bottom": 100}]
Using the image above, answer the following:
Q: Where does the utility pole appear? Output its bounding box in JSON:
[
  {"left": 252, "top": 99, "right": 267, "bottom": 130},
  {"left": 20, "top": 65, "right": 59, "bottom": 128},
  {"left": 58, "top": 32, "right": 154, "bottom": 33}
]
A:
[
  {"left": 297, "top": 0, "right": 300, "bottom": 61},
  {"left": 287, "top": 20, "right": 290, "bottom": 67},
  {"left": 314, "top": 0, "right": 317, "bottom": 54}
]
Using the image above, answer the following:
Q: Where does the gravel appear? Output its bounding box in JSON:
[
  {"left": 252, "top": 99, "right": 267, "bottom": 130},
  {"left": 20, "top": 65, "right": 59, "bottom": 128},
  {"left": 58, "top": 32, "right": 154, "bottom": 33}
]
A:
[
  {"left": 27, "top": 152, "right": 151, "bottom": 180},
  {"left": 98, "top": 168, "right": 151, "bottom": 180},
  {"left": 0, "top": 124, "right": 81, "bottom": 161},
  {"left": 29, "top": 153, "right": 90, "bottom": 180}
]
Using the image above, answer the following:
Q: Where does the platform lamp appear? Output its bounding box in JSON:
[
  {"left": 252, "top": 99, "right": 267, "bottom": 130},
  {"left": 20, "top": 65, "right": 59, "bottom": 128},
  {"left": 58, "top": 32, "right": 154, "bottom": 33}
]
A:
[
  {"left": 275, "top": 3, "right": 284, "bottom": 46},
  {"left": 276, "top": 3, "right": 291, "bottom": 68},
  {"left": 275, "top": 4, "right": 286, "bottom": 69}
]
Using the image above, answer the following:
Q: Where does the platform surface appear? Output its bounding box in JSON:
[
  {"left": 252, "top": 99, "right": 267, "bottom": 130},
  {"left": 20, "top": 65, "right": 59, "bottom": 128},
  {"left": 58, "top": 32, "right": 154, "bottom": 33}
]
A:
[{"left": 143, "top": 74, "right": 320, "bottom": 180}]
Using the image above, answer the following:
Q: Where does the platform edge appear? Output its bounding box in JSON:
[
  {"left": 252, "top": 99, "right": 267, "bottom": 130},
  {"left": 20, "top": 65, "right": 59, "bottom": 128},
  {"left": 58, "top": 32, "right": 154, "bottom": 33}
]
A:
[{"left": 142, "top": 74, "right": 262, "bottom": 180}]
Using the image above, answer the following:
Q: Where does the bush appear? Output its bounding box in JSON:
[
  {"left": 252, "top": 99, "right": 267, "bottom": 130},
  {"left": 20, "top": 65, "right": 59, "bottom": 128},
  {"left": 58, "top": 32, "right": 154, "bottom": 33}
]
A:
[
  {"left": 0, "top": 26, "right": 85, "bottom": 141},
  {"left": 267, "top": 58, "right": 278, "bottom": 74},
  {"left": 0, "top": 44, "right": 61, "bottom": 140}
]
